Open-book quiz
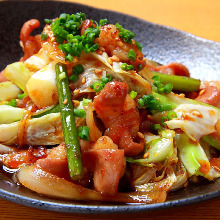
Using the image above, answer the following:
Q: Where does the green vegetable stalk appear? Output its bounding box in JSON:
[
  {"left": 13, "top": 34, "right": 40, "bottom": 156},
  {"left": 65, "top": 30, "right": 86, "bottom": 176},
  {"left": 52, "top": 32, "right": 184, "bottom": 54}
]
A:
[
  {"left": 55, "top": 63, "right": 83, "bottom": 180},
  {"left": 152, "top": 91, "right": 220, "bottom": 150},
  {"left": 152, "top": 72, "right": 201, "bottom": 92},
  {"left": 126, "top": 130, "right": 174, "bottom": 166},
  {"left": 175, "top": 133, "right": 210, "bottom": 176}
]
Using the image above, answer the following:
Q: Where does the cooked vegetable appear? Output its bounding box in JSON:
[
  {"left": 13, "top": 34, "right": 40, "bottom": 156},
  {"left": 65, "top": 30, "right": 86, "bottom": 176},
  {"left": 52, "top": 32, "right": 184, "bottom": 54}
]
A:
[
  {"left": 0, "top": 113, "right": 63, "bottom": 145},
  {"left": 152, "top": 71, "right": 201, "bottom": 92},
  {"left": 202, "top": 135, "right": 220, "bottom": 150},
  {"left": 1, "top": 12, "right": 220, "bottom": 205},
  {"left": 0, "top": 82, "right": 21, "bottom": 101},
  {"left": 26, "top": 61, "right": 58, "bottom": 108},
  {"left": 175, "top": 133, "right": 210, "bottom": 177},
  {"left": 152, "top": 75, "right": 173, "bottom": 94},
  {"left": 55, "top": 63, "right": 83, "bottom": 180},
  {"left": 0, "top": 105, "right": 25, "bottom": 124},
  {"left": 127, "top": 129, "right": 174, "bottom": 165},
  {"left": 4, "top": 62, "right": 32, "bottom": 94}
]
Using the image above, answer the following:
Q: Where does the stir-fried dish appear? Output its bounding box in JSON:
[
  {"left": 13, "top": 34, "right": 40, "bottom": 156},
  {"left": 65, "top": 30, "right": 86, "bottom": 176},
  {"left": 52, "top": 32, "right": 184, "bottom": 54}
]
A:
[{"left": 0, "top": 13, "right": 220, "bottom": 204}]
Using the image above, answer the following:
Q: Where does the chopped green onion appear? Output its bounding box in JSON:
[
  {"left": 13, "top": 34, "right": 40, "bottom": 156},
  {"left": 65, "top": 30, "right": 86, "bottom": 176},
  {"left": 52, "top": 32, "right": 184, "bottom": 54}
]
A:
[
  {"left": 115, "top": 23, "right": 135, "bottom": 44},
  {"left": 74, "top": 109, "right": 86, "bottom": 118},
  {"left": 128, "top": 49, "right": 136, "bottom": 61},
  {"left": 138, "top": 94, "right": 172, "bottom": 112},
  {"left": 69, "top": 64, "right": 84, "bottom": 82},
  {"left": 65, "top": 54, "right": 73, "bottom": 62},
  {"left": 100, "top": 74, "right": 113, "bottom": 84},
  {"left": 78, "top": 126, "right": 90, "bottom": 141},
  {"left": 99, "top": 19, "right": 109, "bottom": 26},
  {"left": 135, "top": 41, "right": 143, "bottom": 51},
  {"left": 72, "top": 64, "right": 84, "bottom": 75},
  {"left": 91, "top": 81, "right": 104, "bottom": 92},
  {"left": 167, "top": 111, "right": 177, "bottom": 120},
  {"left": 82, "top": 98, "right": 92, "bottom": 106},
  {"left": 161, "top": 116, "right": 168, "bottom": 125},
  {"left": 90, "top": 74, "right": 113, "bottom": 92},
  {"left": 130, "top": 90, "right": 137, "bottom": 99},
  {"left": 51, "top": 12, "right": 101, "bottom": 58},
  {"left": 17, "top": 93, "right": 26, "bottom": 100},
  {"left": 7, "top": 99, "right": 17, "bottom": 107},
  {"left": 44, "top": 19, "right": 53, "bottom": 25},
  {"left": 41, "top": 32, "right": 48, "bottom": 41},
  {"left": 68, "top": 74, "right": 79, "bottom": 82},
  {"left": 152, "top": 75, "right": 173, "bottom": 94},
  {"left": 120, "top": 63, "right": 134, "bottom": 71}
]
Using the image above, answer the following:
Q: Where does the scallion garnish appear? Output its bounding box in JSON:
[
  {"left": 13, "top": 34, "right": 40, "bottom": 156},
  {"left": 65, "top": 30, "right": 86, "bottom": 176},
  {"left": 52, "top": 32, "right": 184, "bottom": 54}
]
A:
[
  {"left": 44, "top": 19, "right": 53, "bottom": 25},
  {"left": 78, "top": 126, "right": 90, "bottom": 141},
  {"left": 128, "top": 49, "right": 136, "bottom": 61},
  {"left": 137, "top": 94, "right": 172, "bottom": 112},
  {"left": 74, "top": 109, "right": 86, "bottom": 118},
  {"left": 161, "top": 116, "right": 168, "bottom": 125},
  {"left": 90, "top": 74, "right": 113, "bottom": 92},
  {"left": 130, "top": 90, "right": 137, "bottom": 99},
  {"left": 167, "top": 111, "right": 177, "bottom": 120},
  {"left": 41, "top": 32, "right": 48, "bottom": 41},
  {"left": 50, "top": 12, "right": 101, "bottom": 60},
  {"left": 99, "top": 19, "right": 109, "bottom": 26},
  {"left": 7, "top": 99, "right": 17, "bottom": 107},
  {"left": 115, "top": 23, "right": 135, "bottom": 44},
  {"left": 152, "top": 75, "right": 173, "bottom": 94},
  {"left": 100, "top": 74, "right": 113, "bottom": 84},
  {"left": 90, "top": 81, "right": 104, "bottom": 92},
  {"left": 82, "top": 98, "right": 92, "bottom": 106},
  {"left": 120, "top": 63, "right": 134, "bottom": 71},
  {"left": 135, "top": 41, "right": 143, "bottom": 52},
  {"left": 18, "top": 93, "right": 26, "bottom": 100},
  {"left": 69, "top": 64, "right": 84, "bottom": 82}
]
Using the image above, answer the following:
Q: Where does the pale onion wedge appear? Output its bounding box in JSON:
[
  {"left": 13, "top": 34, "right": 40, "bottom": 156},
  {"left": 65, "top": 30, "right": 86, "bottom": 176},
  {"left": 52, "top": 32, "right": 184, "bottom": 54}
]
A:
[
  {"left": 4, "top": 62, "right": 32, "bottom": 94},
  {"left": 0, "top": 81, "right": 21, "bottom": 101},
  {"left": 16, "top": 164, "right": 166, "bottom": 203},
  {"left": 24, "top": 48, "right": 52, "bottom": 73},
  {"left": 0, "top": 105, "right": 25, "bottom": 124},
  {"left": 26, "top": 61, "right": 58, "bottom": 108}
]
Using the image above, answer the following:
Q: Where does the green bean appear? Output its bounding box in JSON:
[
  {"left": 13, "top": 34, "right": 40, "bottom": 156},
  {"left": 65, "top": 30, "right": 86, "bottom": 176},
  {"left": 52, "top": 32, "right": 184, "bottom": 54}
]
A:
[
  {"left": 55, "top": 63, "right": 83, "bottom": 180},
  {"left": 152, "top": 71, "right": 201, "bottom": 92}
]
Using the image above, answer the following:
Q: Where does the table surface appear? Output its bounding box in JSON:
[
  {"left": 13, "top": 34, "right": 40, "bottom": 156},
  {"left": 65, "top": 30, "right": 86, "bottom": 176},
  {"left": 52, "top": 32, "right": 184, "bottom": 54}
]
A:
[{"left": 1, "top": 0, "right": 220, "bottom": 219}]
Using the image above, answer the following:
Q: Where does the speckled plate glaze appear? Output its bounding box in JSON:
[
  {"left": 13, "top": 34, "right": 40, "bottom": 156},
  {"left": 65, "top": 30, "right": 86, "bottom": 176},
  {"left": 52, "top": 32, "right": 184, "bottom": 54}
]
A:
[{"left": 0, "top": 0, "right": 220, "bottom": 214}]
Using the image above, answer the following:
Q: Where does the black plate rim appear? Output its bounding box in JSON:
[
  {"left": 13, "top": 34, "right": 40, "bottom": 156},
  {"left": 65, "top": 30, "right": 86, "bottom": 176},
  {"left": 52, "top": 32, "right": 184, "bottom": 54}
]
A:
[
  {"left": 0, "top": 186, "right": 220, "bottom": 214},
  {"left": 0, "top": 0, "right": 220, "bottom": 214}
]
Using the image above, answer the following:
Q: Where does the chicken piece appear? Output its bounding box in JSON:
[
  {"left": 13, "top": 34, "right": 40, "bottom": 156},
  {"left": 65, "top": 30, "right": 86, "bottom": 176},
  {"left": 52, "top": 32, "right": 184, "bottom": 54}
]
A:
[
  {"left": 83, "top": 136, "right": 125, "bottom": 196},
  {"left": 94, "top": 24, "right": 145, "bottom": 71},
  {"left": 94, "top": 82, "right": 144, "bottom": 156},
  {"left": 20, "top": 19, "right": 42, "bottom": 61},
  {"left": 147, "top": 63, "right": 190, "bottom": 77},
  {"left": 195, "top": 81, "right": 220, "bottom": 108},
  {"left": 93, "top": 81, "right": 127, "bottom": 128},
  {"left": 36, "top": 143, "right": 69, "bottom": 179}
]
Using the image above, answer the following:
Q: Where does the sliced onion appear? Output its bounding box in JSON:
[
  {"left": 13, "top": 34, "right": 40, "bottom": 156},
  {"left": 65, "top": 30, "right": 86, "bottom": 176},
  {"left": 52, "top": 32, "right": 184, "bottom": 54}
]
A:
[
  {"left": 86, "top": 102, "right": 102, "bottom": 142},
  {"left": 16, "top": 164, "right": 166, "bottom": 203}
]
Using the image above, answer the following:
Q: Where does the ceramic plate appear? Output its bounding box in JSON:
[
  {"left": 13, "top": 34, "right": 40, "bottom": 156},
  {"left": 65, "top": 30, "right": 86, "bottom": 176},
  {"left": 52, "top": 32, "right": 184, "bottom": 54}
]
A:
[{"left": 0, "top": 0, "right": 220, "bottom": 214}]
